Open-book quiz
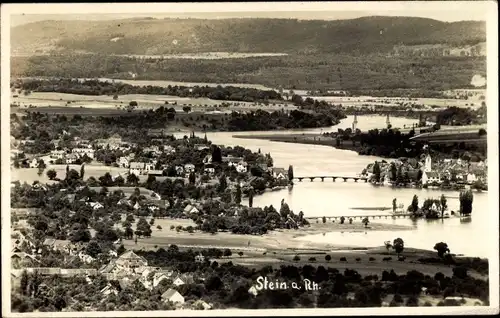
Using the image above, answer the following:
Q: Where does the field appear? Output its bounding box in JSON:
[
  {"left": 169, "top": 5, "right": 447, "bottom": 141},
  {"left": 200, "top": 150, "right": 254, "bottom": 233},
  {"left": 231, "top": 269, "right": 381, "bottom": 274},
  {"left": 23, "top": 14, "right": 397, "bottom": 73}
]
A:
[
  {"left": 113, "top": 52, "right": 289, "bottom": 60},
  {"left": 11, "top": 92, "right": 295, "bottom": 113},
  {"left": 11, "top": 164, "right": 128, "bottom": 185},
  {"left": 310, "top": 95, "right": 483, "bottom": 109}
]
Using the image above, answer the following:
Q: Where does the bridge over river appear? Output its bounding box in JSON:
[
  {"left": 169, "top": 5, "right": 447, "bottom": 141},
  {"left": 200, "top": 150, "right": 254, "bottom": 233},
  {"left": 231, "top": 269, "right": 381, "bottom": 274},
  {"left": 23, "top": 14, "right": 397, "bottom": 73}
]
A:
[
  {"left": 293, "top": 176, "right": 368, "bottom": 182},
  {"left": 305, "top": 213, "right": 413, "bottom": 221}
]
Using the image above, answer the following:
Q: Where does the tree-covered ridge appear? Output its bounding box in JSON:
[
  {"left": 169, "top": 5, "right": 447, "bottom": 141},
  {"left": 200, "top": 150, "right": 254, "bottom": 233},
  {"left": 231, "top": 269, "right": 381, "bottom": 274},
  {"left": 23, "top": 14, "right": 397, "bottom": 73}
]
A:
[{"left": 12, "top": 17, "right": 485, "bottom": 55}]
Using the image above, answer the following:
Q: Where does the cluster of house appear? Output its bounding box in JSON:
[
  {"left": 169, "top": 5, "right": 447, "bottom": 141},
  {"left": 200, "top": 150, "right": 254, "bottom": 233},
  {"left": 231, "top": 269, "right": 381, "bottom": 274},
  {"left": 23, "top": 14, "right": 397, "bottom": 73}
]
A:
[
  {"left": 426, "top": 157, "right": 487, "bottom": 185},
  {"left": 11, "top": 230, "right": 214, "bottom": 310},
  {"left": 363, "top": 154, "right": 487, "bottom": 186},
  {"left": 10, "top": 230, "right": 105, "bottom": 269}
]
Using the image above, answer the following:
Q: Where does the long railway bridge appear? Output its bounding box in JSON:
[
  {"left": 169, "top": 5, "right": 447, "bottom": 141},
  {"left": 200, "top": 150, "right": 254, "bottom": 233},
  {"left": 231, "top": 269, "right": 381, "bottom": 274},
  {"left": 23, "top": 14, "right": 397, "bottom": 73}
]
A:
[
  {"left": 293, "top": 176, "right": 368, "bottom": 182},
  {"left": 304, "top": 213, "right": 413, "bottom": 221}
]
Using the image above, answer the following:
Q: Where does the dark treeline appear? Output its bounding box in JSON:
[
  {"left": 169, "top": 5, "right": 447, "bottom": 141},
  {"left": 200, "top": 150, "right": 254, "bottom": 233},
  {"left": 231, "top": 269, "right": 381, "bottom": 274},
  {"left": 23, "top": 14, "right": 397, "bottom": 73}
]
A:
[
  {"left": 12, "top": 53, "right": 485, "bottom": 92},
  {"left": 436, "top": 106, "right": 487, "bottom": 126},
  {"left": 14, "top": 79, "right": 282, "bottom": 103},
  {"left": 11, "top": 250, "right": 490, "bottom": 312},
  {"left": 226, "top": 109, "right": 343, "bottom": 131}
]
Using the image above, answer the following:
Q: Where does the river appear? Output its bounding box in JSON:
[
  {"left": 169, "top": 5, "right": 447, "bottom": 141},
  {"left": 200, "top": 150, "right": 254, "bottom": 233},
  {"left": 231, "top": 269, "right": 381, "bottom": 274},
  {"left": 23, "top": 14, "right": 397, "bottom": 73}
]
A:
[{"left": 177, "top": 115, "right": 491, "bottom": 258}]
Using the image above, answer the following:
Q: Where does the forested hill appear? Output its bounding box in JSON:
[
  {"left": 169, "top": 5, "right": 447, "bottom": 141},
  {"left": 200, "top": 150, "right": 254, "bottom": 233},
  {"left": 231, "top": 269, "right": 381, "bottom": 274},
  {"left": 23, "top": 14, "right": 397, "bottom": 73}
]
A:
[{"left": 11, "top": 16, "right": 485, "bottom": 55}]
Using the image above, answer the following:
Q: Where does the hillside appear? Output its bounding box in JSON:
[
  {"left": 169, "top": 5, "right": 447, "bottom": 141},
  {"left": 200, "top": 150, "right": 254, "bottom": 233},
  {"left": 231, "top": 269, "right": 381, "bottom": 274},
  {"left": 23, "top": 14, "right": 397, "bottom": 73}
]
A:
[{"left": 11, "top": 16, "right": 486, "bottom": 55}]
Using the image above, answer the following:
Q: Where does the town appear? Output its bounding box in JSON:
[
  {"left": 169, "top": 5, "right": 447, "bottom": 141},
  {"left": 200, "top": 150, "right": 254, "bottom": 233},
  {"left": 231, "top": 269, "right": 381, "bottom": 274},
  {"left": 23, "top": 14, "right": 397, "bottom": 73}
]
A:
[{"left": 5, "top": 5, "right": 494, "bottom": 315}]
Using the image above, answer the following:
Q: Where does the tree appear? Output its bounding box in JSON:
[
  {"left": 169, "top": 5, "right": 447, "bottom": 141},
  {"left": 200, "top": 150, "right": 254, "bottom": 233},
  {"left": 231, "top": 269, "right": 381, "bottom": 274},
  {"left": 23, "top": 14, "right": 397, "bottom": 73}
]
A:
[
  {"left": 124, "top": 226, "right": 134, "bottom": 239},
  {"left": 211, "top": 146, "right": 222, "bottom": 163},
  {"left": 248, "top": 189, "right": 254, "bottom": 208},
  {"left": 37, "top": 159, "right": 47, "bottom": 170},
  {"left": 384, "top": 241, "right": 392, "bottom": 252},
  {"left": 396, "top": 165, "right": 404, "bottom": 185},
  {"left": 85, "top": 240, "right": 102, "bottom": 258},
  {"left": 223, "top": 248, "right": 232, "bottom": 258},
  {"left": 372, "top": 162, "right": 381, "bottom": 183},
  {"left": 182, "top": 106, "right": 191, "bottom": 113},
  {"left": 20, "top": 270, "right": 29, "bottom": 295},
  {"left": 288, "top": 165, "right": 294, "bottom": 182},
  {"left": 129, "top": 101, "right": 138, "bottom": 107},
  {"left": 127, "top": 173, "right": 140, "bottom": 186},
  {"left": 325, "top": 254, "right": 331, "bottom": 262},
  {"left": 136, "top": 217, "right": 151, "bottom": 237},
  {"left": 69, "top": 224, "right": 91, "bottom": 243},
  {"left": 393, "top": 238, "right": 404, "bottom": 257},
  {"left": 459, "top": 190, "right": 474, "bottom": 216},
  {"left": 113, "top": 94, "right": 118, "bottom": 100},
  {"left": 322, "top": 216, "right": 326, "bottom": 224},
  {"left": 362, "top": 217, "right": 369, "bottom": 228},
  {"left": 234, "top": 184, "right": 242, "bottom": 204},
  {"left": 80, "top": 164, "right": 85, "bottom": 179},
  {"left": 409, "top": 195, "right": 419, "bottom": 213},
  {"left": 46, "top": 169, "right": 57, "bottom": 180},
  {"left": 188, "top": 172, "right": 196, "bottom": 185},
  {"left": 439, "top": 194, "right": 448, "bottom": 218},
  {"left": 390, "top": 163, "right": 397, "bottom": 182},
  {"left": 238, "top": 251, "right": 244, "bottom": 257},
  {"left": 392, "top": 198, "right": 397, "bottom": 213},
  {"left": 434, "top": 242, "right": 450, "bottom": 258},
  {"left": 217, "top": 175, "right": 227, "bottom": 193}
]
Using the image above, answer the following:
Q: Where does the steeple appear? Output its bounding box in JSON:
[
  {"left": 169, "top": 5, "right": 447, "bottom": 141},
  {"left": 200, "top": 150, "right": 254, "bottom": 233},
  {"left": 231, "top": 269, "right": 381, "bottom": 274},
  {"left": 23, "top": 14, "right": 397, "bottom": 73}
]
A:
[
  {"left": 424, "top": 154, "right": 432, "bottom": 172},
  {"left": 352, "top": 114, "right": 358, "bottom": 131}
]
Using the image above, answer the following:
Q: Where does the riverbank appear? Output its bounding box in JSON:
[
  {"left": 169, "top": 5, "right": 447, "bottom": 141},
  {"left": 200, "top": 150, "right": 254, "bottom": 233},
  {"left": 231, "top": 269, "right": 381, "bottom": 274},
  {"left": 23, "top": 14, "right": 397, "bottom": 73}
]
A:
[
  {"left": 124, "top": 218, "right": 488, "bottom": 280},
  {"left": 234, "top": 132, "right": 365, "bottom": 153},
  {"left": 123, "top": 217, "right": 414, "bottom": 252}
]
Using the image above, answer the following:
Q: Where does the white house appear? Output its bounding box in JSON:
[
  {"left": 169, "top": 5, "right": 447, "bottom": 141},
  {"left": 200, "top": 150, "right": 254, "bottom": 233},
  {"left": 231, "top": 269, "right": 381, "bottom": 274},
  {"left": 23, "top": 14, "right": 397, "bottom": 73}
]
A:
[
  {"left": 195, "top": 144, "right": 210, "bottom": 151},
  {"left": 270, "top": 167, "right": 288, "bottom": 180},
  {"left": 162, "top": 288, "right": 185, "bottom": 305},
  {"left": 466, "top": 173, "right": 478, "bottom": 183},
  {"left": 422, "top": 171, "right": 440, "bottom": 185},
  {"left": 184, "top": 164, "right": 195, "bottom": 173},
  {"left": 194, "top": 254, "right": 205, "bottom": 263},
  {"left": 172, "top": 276, "right": 186, "bottom": 287},
  {"left": 78, "top": 251, "right": 95, "bottom": 264},
  {"left": 50, "top": 150, "right": 66, "bottom": 160},
  {"left": 100, "top": 283, "right": 119, "bottom": 296},
  {"left": 183, "top": 204, "right": 200, "bottom": 215},
  {"left": 175, "top": 166, "right": 184, "bottom": 175},
  {"left": 204, "top": 166, "right": 215, "bottom": 175},
  {"left": 153, "top": 273, "right": 170, "bottom": 288},
  {"left": 203, "top": 155, "right": 213, "bottom": 165},
  {"left": 248, "top": 285, "right": 260, "bottom": 296},
  {"left": 87, "top": 202, "right": 104, "bottom": 210},
  {"left": 129, "top": 162, "right": 146, "bottom": 176},
  {"left": 164, "top": 145, "right": 176, "bottom": 154},
  {"left": 29, "top": 158, "right": 39, "bottom": 168},
  {"left": 236, "top": 163, "right": 247, "bottom": 173},
  {"left": 222, "top": 156, "right": 244, "bottom": 166},
  {"left": 193, "top": 299, "right": 212, "bottom": 310},
  {"left": 72, "top": 148, "right": 95, "bottom": 159},
  {"left": 65, "top": 154, "right": 79, "bottom": 164},
  {"left": 118, "top": 157, "right": 130, "bottom": 168}
]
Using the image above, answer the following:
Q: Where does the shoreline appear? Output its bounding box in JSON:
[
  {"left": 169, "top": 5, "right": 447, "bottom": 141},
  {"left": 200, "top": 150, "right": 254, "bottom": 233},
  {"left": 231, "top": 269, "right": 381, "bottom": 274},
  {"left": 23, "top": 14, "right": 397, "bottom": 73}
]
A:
[{"left": 121, "top": 218, "right": 488, "bottom": 280}]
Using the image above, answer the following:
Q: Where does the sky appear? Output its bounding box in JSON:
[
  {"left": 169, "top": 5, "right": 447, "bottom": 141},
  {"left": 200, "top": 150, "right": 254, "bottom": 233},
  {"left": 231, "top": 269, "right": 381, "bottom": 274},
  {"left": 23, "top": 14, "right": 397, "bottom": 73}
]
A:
[{"left": 6, "top": 2, "right": 491, "bottom": 27}]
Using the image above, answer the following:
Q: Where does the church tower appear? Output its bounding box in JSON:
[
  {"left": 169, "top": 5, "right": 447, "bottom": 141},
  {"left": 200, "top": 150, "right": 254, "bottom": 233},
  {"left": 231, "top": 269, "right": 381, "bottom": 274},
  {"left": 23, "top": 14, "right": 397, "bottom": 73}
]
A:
[
  {"left": 352, "top": 114, "right": 358, "bottom": 131},
  {"left": 386, "top": 114, "right": 391, "bottom": 127},
  {"left": 424, "top": 154, "right": 432, "bottom": 172}
]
